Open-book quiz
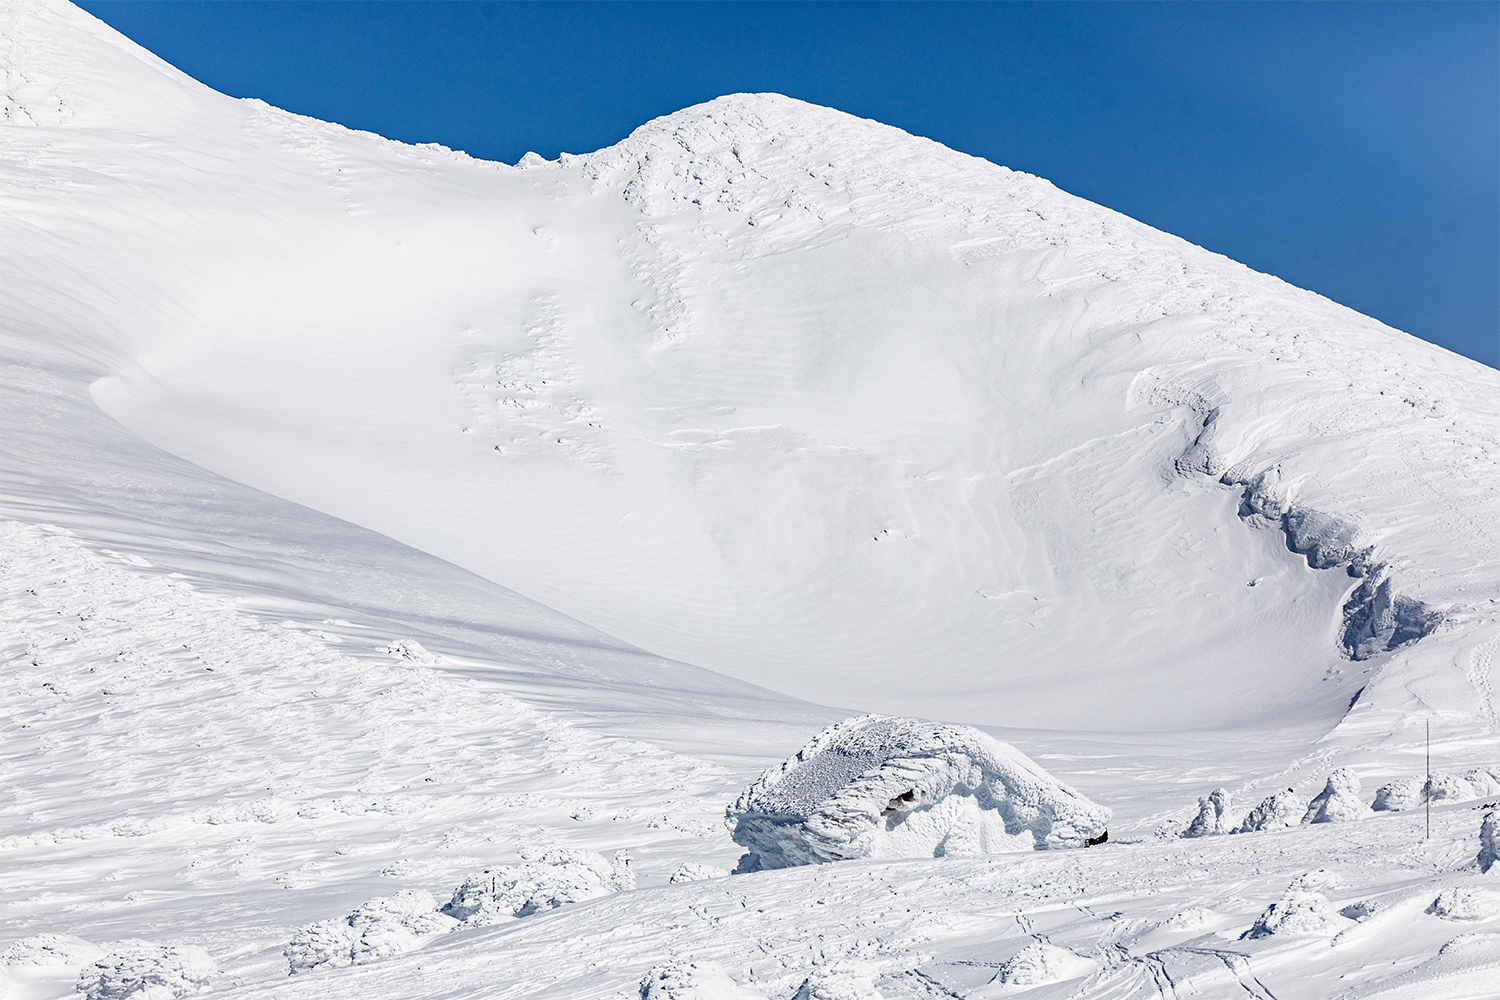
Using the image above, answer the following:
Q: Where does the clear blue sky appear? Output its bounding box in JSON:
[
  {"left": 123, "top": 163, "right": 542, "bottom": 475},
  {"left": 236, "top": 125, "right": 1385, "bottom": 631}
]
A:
[{"left": 80, "top": 1, "right": 1499, "bottom": 368}]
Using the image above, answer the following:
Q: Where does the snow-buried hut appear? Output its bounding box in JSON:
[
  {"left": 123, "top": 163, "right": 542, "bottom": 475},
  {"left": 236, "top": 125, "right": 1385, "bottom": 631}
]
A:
[{"left": 726, "top": 715, "right": 1110, "bottom": 870}]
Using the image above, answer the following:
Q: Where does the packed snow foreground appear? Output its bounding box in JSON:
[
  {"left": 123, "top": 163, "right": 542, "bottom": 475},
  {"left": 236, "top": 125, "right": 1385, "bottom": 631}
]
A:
[
  {"left": 5, "top": 0, "right": 1500, "bottom": 998},
  {"left": 727, "top": 715, "right": 1110, "bottom": 869}
]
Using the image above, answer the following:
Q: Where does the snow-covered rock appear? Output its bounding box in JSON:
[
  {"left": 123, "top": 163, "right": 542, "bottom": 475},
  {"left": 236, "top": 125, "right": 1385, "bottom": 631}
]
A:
[
  {"left": 286, "top": 890, "right": 456, "bottom": 974},
  {"left": 1233, "top": 788, "right": 1307, "bottom": 833},
  {"left": 1481, "top": 812, "right": 1499, "bottom": 873},
  {"left": 726, "top": 716, "right": 1110, "bottom": 870},
  {"left": 0, "top": 934, "right": 104, "bottom": 967},
  {"left": 1000, "top": 942, "right": 1094, "bottom": 985},
  {"left": 1302, "top": 768, "right": 1372, "bottom": 824},
  {"left": 1182, "top": 788, "right": 1231, "bottom": 838},
  {"left": 792, "top": 961, "right": 884, "bottom": 1000},
  {"left": 1427, "top": 885, "right": 1498, "bottom": 921},
  {"left": 76, "top": 943, "right": 215, "bottom": 1000},
  {"left": 639, "top": 961, "right": 768, "bottom": 999},
  {"left": 1374, "top": 769, "right": 1500, "bottom": 812},
  {"left": 669, "top": 862, "right": 730, "bottom": 884},
  {"left": 442, "top": 847, "right": 634, "bottom": 926},
  {"left": 1242, "top": 878, "right": 1343, "bottom": 939}
]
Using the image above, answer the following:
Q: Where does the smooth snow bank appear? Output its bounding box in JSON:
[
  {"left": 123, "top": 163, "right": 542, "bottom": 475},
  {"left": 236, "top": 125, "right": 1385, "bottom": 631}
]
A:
[
  {"left": 726, "top": 715, "right": 1109, "bottom": 869},
  {"left": 76, "top": 943, "right": 215, "bottom": 1000}
]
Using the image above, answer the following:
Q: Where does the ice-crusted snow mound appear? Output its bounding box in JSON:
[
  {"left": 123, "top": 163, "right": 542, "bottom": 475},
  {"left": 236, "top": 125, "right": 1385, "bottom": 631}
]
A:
[
  {"left": 441, "top": 847, "right": 635, "bottom": 925},
  {"left": 286, "top": 890, "right": 456, "bottom": 974},
  {"left": 640, "top": 961, "right": 768, "bottom": 999},
  {"left": 76, "top": 943, "right": 215, "bottom": 1000},
  {"left": 726, "top": 715, "right": 1109, "bottom": 869}
]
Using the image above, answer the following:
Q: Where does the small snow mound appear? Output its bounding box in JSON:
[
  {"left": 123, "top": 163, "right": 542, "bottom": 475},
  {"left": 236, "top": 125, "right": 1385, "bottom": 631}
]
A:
[
  {"left": 1303, "top": 768, "right": 1372, "bottom": 824},
  {"left": 726, "top": 715, "right": 1109, "bottom": 870},
  {"left": 639, "top": 960, "right": 767, "bottom": 999},
  {"left": 442, "top": 847, "right": 633, "bottom": 926},
  {"left": 77, "top": 944, "right": 215, "bottom": 1000},
  {"left": 1242, "top": 876, "right": 1342, "bottom": 939},
  {"left": 792, "top": 961, "right": 883, "bottom": 1000},
  {"left": 669, "top": 862, "right": 730, "bottom": 884},
  {"left": 1233, "top": 788, "right": 1306, "bottom": 833},
  {"left": 1183, "top": 788, "right": 1231, "bottom": 837},
  {"left": 1, "top": 934, "right": 104, "bottom": 967},
  {"left": 1428, "top": 886, "right": 1498, "bottom": 921},
  {"left": 1160, "top": 908, "right": 1218, "bottom": 931},
  {"left": 286, "top": 889, "right": 455, "bottom": 974},
  {"left": 380, "top": 640, "right": 443, "bottom": 665},
  {"left": 516, "top": 151, "right": 548, "bottom": 169},
  {"left": 1480, "top": 812, "right": 1499, "bottom": 873},
  {"left": 1000, "top": 941, "right": 1093, "bottom": 985}
]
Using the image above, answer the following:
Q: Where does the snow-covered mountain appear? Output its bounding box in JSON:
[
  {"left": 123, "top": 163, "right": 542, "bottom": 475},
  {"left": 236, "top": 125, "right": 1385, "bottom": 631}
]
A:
[{"left": 4, "top": 2, "right": 1499, "bottom": 998}]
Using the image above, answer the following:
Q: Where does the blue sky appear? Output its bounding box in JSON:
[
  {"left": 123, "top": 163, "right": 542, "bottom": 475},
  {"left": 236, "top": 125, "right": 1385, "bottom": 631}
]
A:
[{"left": 80, "top": 1, "right": 1499, "bottom": 368}]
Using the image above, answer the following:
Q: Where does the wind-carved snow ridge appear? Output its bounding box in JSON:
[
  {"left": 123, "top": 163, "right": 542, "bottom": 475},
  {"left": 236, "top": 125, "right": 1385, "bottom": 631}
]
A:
[
  {"left": 1165, "top": 389, "right": 1443, "bottom": 662},
  {"left": 725, "top": 715, "right": 1109, "bottom": 870}
]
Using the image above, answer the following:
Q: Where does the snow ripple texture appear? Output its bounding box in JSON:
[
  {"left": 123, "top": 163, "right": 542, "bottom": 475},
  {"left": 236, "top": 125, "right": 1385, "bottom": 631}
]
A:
[{"left": 726, "top": 715, "right": 1109, "bottom": 869}]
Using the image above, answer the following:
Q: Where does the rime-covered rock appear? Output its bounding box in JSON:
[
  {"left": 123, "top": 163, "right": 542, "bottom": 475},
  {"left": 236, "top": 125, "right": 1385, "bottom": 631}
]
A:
[
  {"left": 442, "top": 847, "right": 634, "bottom": 926},
  {"left": 1373, "top": 768, "right": 1500, "bottom": 812},
  {"left": 1000, "top": 942, "right": 1093, "bottom": 985},
  {"left": 1183, "top": 788, "right": 1231, "bottom": 837},
  {"left": 1302, "top": 768, "right": 1371, "bottom": 824},
  {"left": 1, "top": 934, "right": 104, "bottom": 967},
  {"left": 1233, "top": 788, "right": 1306, "bottom": 833},
  {"left": 792, "top": 961, "right": 884, "bottom": 1000},
  {"left": 726, "top": 715, "right": 1110, "bottom": 870},
  {"left": 1479, "top": 812, "right": 1499, "bottom": 874},
  {"left": 76, "top": 943, "right": 215, "bottom": 1000},
  {"left": 669, "top": 862, "right": 730, "bottom": 884},
  {"left": 286, "top": 889, "right": 456, "bottom": 974},
  {"left": 639, "top": 960, "right": 767, "bottom": 999},
  {"left": 1427, "top": 885, "right": 1498, "bottom": 921},
  {"left": 1242, "top": 877, "right": 1342, "bottom": 939}
]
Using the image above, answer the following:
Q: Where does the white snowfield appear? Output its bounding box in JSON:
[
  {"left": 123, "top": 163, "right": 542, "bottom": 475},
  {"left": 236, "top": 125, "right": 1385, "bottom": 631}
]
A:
[
  {"left": 4, "top": 1, "right": 1500, "bottom": 997},
  {"left": 727, "top": 715, "right": 1111, "bottom": 869}
]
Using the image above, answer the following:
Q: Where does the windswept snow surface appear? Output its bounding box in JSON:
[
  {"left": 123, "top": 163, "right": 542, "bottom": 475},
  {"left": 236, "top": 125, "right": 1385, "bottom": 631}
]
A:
[{"left": 5, "top": 1, "right": 1500, "bottom": 997}]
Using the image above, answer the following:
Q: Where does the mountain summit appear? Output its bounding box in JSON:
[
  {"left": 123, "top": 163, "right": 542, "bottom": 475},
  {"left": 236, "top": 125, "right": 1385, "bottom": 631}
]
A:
[{"left": 5, "top": 0, "right": 1497, "bottom": 738}]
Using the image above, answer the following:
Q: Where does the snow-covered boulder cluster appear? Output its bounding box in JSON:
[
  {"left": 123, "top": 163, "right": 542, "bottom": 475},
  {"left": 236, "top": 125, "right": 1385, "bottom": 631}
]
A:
[
  {"left": 1242, "top": 874, "right": 1342, "bottom": 940},
  {"left": 286, "top": 890, "right": 455, "bottom": 974},
  {"left": 1481, "top": 811, "right": 1499, "bottom": 873},
  {"left": 725, "top": 715, "right": 1110, "bottom": 870},
  {"left": 639, "top": 961, "right": 768, "bottom": 999},
  {"left": 1372, "top": 768, "right": 1500, "bottom": 811},
  {"left": 76, "top": 943, "right": 216, "bottom": 1000},
  {"left": 441, "top": 846, "right": 634, "bottom": 925},
  {"left": 287, "top": 847, "right": 635, "bottom": 974},
  {"left": 1233, "top": 788, "right": 1307, "bottom": 833}
]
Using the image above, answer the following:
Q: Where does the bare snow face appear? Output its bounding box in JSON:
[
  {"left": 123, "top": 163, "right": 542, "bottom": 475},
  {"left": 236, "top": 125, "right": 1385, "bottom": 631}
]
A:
[{"left": 726, "top": 715, "right": 1109, "bottom": 869}]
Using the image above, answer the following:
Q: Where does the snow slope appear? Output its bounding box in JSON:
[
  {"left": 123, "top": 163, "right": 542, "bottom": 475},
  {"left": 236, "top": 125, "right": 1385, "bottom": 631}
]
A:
[{"left": 4, "top": 1, "right": 1500, "bottom": 997}]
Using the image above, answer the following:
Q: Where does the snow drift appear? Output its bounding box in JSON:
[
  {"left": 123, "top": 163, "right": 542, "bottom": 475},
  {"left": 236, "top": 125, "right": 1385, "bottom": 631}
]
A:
[{"left": 725, "top": 715, "right": 1110, "bottom": 869}]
